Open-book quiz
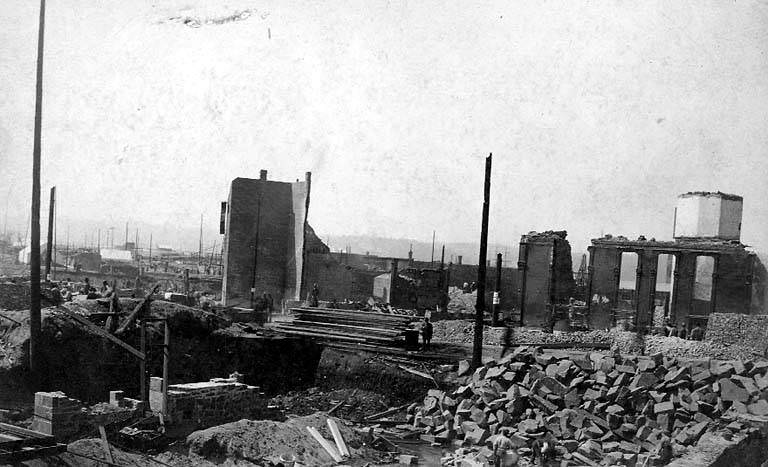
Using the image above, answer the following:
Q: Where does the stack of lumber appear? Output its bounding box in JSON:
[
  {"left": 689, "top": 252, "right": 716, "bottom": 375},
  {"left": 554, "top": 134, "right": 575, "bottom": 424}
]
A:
[
  {"left": 0, "top": 422, "right": 66, "bottom": 462},
  {"left": 274, "top": 307, "right": 415, "bottom": 346}
]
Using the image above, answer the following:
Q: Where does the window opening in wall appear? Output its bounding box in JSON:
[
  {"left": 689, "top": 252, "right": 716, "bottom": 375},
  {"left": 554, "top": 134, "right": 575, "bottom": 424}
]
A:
[
  {"left": 693, "top": 255, "right": 715, "bottom": 316},
  {"left": 654, "top": 254, "right": 676, "bottom": 324},
  {"left": 616, "top": 252, "right": 639, "bottom": 325}
]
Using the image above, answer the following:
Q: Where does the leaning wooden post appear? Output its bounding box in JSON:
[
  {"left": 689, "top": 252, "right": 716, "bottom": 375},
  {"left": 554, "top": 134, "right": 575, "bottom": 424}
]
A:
[{"left": 472, "top": 154, "right": 492, "bottom": 368}]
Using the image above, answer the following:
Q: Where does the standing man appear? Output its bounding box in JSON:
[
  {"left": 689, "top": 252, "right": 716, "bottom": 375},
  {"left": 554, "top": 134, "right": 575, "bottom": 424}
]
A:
[
  {"left": 421, "top": 316, "right": 433, "bottom": 351},
  {"left": 309, "top": 283, "right": 320, "bottom": 307},
  {"left": 500, "top": 315, "right": 514, "bottom": 358},
  {"left": 492, "top": 428, "right": 518, "bottom": 467}
]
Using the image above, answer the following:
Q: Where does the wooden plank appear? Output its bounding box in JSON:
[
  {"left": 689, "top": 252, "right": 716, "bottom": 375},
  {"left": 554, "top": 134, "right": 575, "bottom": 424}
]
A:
[
  {"left": 290, "top": 320, "right": 403, "bottom": 336},
  {"left": 0, "top": 443, "right": 66, "bottom": 463},
  {"left": 274, "top": 325, "right": 399, "bottom": 344},
  {"left": 328, "top": 389, "right": 357, "bottom": 416},
  {"left": 59, "top": 309, "right": 145, "bottom": 360},
  {"left": 306, "top": 426, "right": 342, "bottom": 463},
  {"left": 291, "top": 307, "right": 414, "bottom": 323},
  {"left": 98, "top": 425, "right": 114, "bottom": 465},
  {"left": 0, "top": 423, "right": 51, "bottom": 440},
  {"left": 363, "top": 403, "right": 411, "bottom": 422},
  {"left": 326, "top": 419, "right": 350, "bottom": 457},
  {"left": 0, "top": 312, "right": 22, "bottom": 326}
]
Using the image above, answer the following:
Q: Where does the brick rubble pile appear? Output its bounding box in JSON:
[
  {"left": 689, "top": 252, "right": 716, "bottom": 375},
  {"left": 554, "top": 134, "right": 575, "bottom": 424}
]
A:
[{"left": 407, "top": 347, "right": 768, "bottom": 466}]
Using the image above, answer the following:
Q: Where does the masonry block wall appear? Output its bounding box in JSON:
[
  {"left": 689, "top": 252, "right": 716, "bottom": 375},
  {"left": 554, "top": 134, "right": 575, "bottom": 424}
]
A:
[
  {"left": 587, "top": 237, "right": 759, "bottom": 331},
  {"left": 303, "top": 252, "right": 380, "bottom": 302},
  {"left": 221, "top": 172, "right": 310, "bottom": 307},
  {"left": 518, "top": 231, "right": 576, "bottom": 327},
  {"left": 148, "top": 375, "right": 265, "bottom": 430},
  {"left": 32, "top": 390, "right": 143, "bottom": 441}
]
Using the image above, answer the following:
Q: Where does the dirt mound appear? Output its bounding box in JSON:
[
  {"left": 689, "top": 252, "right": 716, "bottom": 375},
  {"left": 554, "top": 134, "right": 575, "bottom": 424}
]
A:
[
  {"left": 186, "top": 413, "right": 378, "bottom": 466},
  {"left": 268, "top": 387, "right": 390, "bottom": 421},
  {"left": 446, "top": 288, "right": 477, "bottom": 314},
  {"left": 0, "top": 282, "right": 58, "bottom": 311}
]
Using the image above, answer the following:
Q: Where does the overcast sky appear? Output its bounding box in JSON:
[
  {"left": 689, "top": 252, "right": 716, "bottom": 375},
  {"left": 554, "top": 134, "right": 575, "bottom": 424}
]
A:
[{"left": 1, "top": 0, "right": 767, "bottom": 256}]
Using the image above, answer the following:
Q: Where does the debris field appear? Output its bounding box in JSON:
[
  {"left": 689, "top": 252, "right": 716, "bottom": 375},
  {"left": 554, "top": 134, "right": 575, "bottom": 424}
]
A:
[{"left": 405, "top": 346, "right": 768, "bottom": 466}]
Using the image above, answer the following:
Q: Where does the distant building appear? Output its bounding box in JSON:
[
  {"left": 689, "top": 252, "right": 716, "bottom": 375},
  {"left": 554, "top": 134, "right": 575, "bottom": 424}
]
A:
[{"left": 100, "top": 248, "right": 133, "bottom": 262}]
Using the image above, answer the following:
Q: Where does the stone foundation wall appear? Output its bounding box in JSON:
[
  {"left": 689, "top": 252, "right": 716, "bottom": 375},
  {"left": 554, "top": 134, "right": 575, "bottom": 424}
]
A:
[
  {"left": 149, "top": 373, "right": 266, "bottom": 430},
  {"left": 32, "top": 390, "right": 143, "bottom": 441},
  {"left": 706, "top": 313, "right": 768, "bottom": 355}
]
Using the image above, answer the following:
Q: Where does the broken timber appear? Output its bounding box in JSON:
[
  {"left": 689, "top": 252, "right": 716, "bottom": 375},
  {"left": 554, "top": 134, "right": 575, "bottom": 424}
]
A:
[
  {"left": 0, "top": 422, "right": 66, "bottom": 463},
  {"left": 306, "top": 426, "right": 342, "bottom": 463},
  {"left": 59, "top": 308, "right": 145, "bottom": 360},
  {"left": 115, "top": 284, "right": 161, "bottom": 335}
]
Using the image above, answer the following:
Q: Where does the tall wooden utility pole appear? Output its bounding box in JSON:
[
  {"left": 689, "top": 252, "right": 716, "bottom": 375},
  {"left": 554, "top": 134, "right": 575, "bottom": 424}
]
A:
[
  {"left": 198, "top": 214, "right": 203, "bottom": 265},
  {"left": 29, "top": 0, "right": 46, "bottom": 384},
  {"left": 431, "top": 230, "right": 436, "bottom": 265},
  {"left": 44, "top": 187, "right": 55, "bottom": 280},
  {"left": 472, "top": 154, "right": 492, "bottom": 368}
]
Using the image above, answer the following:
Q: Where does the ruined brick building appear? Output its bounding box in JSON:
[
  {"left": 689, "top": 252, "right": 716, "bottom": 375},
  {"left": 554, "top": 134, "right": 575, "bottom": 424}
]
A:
[
  {"left": 586, "top": 192, "right": 765, "bottom": 331},
  {"left": 220, "top": 170, "right": 312, "bottom": 307},
  {"left": 221, "top": 171, "right": 441, "bottom": 308},
  {"left": 516, "top": 231, "right": 576, "bottom": 326}
]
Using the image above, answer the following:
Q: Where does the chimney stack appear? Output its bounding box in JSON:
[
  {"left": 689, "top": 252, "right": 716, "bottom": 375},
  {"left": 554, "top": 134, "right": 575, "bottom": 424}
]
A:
[
  {"left": 457, "top": 255, "right": 463, "bottom": 265},
  {"left": 260, "top": 170, "right": 268, "bottom": 180}
]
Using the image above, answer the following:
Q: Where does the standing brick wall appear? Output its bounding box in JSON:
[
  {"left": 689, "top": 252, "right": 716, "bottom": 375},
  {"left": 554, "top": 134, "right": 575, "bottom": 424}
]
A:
[
  {"left": 221, "top": 174, "right": 310, "bottom": 307},
  {"left": 149, "top": 374, "right": 265, "bottom": 430},
  {"left": 31, "top": 390, "right": 143, "bottom": 441}
]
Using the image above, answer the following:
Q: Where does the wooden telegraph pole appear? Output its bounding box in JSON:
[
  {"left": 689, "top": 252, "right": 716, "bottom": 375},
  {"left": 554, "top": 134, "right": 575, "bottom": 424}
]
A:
[
  {"left": 492, "top": 253, "right": 502, "bottom": 326},
  {"left": 29, "top": 0, "right": 46, "bottom": 385},
  {"left": 44, "top": 187, "right": 55, "bottom": 281},
  {"left": 472, "top": 154, "right": 492, "bottom": 368}
]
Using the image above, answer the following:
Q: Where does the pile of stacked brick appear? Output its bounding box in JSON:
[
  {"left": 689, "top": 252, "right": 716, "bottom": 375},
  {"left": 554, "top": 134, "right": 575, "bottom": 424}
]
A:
[
  {"left": 148, "top": 374, "right": 266, "bottom": 430},
  {"left": 31, "top": 390, "right": 143, "bottom": 442},
  {"left": 406, "top": 347, "right": 768, "bottom": 466}
]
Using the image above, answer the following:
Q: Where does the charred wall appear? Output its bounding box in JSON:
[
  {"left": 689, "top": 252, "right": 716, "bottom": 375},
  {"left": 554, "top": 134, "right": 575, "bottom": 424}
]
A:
[
  {"left": 518, "top": 231, "right": 576, "bottom": 327},
  {"left": 221, "top": 173, "right": 310, "bottom": 307}
]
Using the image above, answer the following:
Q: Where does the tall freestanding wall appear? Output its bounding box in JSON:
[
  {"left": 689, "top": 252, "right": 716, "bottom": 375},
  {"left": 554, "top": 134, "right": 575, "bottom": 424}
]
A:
[{"left": 221, "top": 171, "right": 311, "bottom": 307}]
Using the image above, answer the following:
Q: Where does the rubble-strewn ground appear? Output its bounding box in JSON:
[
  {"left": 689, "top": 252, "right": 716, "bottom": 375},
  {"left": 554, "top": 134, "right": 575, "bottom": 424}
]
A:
[
  {"left": 432, "top": 319, "right": 768, "bottom": 362},
  {"left": 269, "top": 387, "right": 392, "bottom": 421},
  {"left": 186, "top": 413, "right": 388, "bottom": 466},
  {"left": 410, "top": 346, "right": 768, "bottom": 466}
]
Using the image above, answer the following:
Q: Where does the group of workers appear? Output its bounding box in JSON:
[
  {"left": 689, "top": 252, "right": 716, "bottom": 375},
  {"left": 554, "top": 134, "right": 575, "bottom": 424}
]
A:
[
  {"left": 661, "top": 319, "right": 704, "bottom": 340},
  {"left": 49, "top": 277, "right": 115, "bottom": 302},
  {"left": 490, "top": 426, "right": 558, "bottom": 466}
]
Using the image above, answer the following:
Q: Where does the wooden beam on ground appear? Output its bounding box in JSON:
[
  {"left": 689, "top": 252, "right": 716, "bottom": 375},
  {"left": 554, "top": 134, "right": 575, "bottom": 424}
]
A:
[
  {"left": 0, "top": 313, "right": 22, "bottom": 326},
  {"left": 327, "top": 389, "right": 357, "bottom": 416},
  {"left": 363, "top": 403, "right": 411, "bottom": 422},
  {"left": 59, "top": 309, "right": 145, "bottom": 360},
  {"left": 326, "top": 419, "right": 350, "bottom": 457},
  {"left": 98, "top": 425, "right": 114, "bottom": 465},
  {"left": 306, "top": 426, "right": 342, "bottom": 463}
]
